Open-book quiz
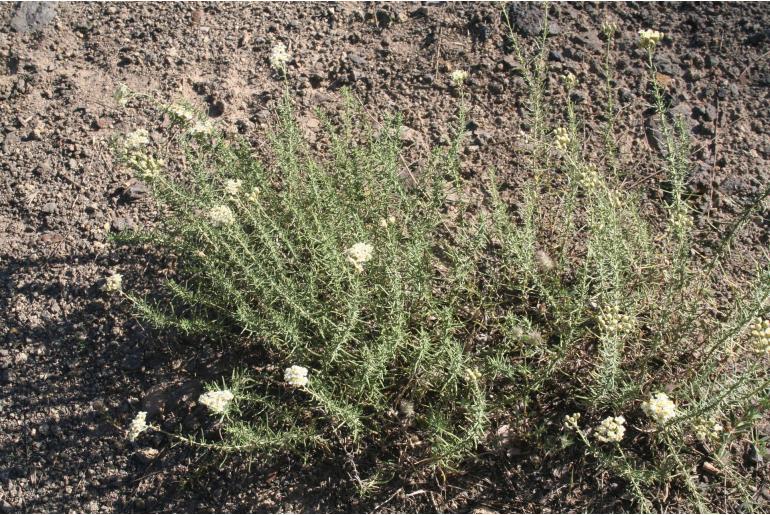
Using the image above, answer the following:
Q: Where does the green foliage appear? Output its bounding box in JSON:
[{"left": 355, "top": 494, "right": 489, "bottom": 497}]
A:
[{"left": 113, "top": 9, "right": 770, "bottom": 512}]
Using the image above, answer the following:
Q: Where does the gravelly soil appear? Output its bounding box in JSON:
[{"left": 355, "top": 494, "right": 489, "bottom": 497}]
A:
[{"left": 1, "top": 2, "right": 770, "bottom": 512}]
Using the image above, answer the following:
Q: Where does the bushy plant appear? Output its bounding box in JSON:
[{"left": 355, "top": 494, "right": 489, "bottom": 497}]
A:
[{"left": 113, "top": 7, "right": 770, "bottom": 512}]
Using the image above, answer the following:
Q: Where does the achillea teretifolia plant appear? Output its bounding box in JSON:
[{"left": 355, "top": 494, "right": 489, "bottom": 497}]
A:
[{"left": 112, "top": 9, "right": 770, "bottom": 511}]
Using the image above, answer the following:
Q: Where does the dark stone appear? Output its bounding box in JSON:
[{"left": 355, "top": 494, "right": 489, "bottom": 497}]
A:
[
  {"left": 500, "top": 55, "right": 520, "bottom": 72},
  {"left": 121, "top": 353, "right": 142, "bottom": 371},
  {"left": 348, "top": 53, "right": 367, "bottom": 68},
  {"left": 375, "top": 9, "right": 392, "bottom": 29},
  {"left": 0, "top": 368, "right": 11, "bottom": 384},
  {"left": 694, "top": 104, "right": 718, "bottom": 122},
  {"left": 619, "top": 88, "right": 633, "bottom": 103},
  {"left": 10, "top": 2, "right": 56, "bottom": 33},
  {"left": 473, "top": 129, "right": 494, "bottom": 146},
  {"left": 573, "top": 31, "right": 603, "bottom": 53},
  {"left": 695, "top": 122, "right": 715, "bottom": 137},
  {"left": 506, "top": 3, "right": 560, "bottom": 38},
  {"left": 745, "top": 28, "right": 770, "bottom": 46},
  {"left": 570, "top": 90, "right": 587, "bottom": 104},
  {"left": 475, "top": 23, "right": 492, "bottom": 43},
  {"left": 123, "top": 180, "right": 149, "bottom": 202},
  {"left": 488, "top": 81, "right": 504, "bottom": 95},
  {"left": 111, "top": 216, "right": 135, "bottom": 233},
  {"left": 717, "top": 86, "right": 729, "bottom": 100},
  {"left": 657, "top": 58, "right": 682, "bottom": 77}
]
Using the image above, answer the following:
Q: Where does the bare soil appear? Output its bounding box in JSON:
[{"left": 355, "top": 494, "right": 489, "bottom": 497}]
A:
[{"left": 1, "top": 2, "right": 770, "bottom": 512}]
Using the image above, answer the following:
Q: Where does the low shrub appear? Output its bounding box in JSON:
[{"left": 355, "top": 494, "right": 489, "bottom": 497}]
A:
[{"left": 112, "top": 6, "right": 770, "bottom": 512}]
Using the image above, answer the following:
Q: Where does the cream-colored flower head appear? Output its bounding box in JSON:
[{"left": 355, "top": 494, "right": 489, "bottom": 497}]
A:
[
  {"left": 378, "top": 216, "right": 397, "bottom": 229},
  {"left": 577, "top": 165, "right": 601, "bottom": 191},
  {"left": 602, "top": 21, "right": 618, "bottom": 38},
  {"left": 451, "top": 69, "right": 468, "bottom": 87},
  {"left": 189, "top": 119, "right": 215, "bottom": 136},
  {"left": 127, "top": 152, "right": 163, "bottom": 179},
  {"left": 104, "top": 273, "right": 123, "bottom": 293},
  {"left": 671, "top": 208, "right": 693, "bottom": 232},
  {"left": 284, "top": 365, "right": 309, "bottom": 387},
  {"left": 128, "top": 411, "right": 148, "bottom": 441},
  {"left": 270, "top": 43, "right": 291, "bottom": 71},
  {"left": 247, "top": 187, "right": 261, "bottom": 203},
  {"left": 124, "top": 129, "right": 150, "bottom": 149},
  {"left": 199, "top": 389, "right": 234, "bottom": 414},
  {"left": 344, "top": 242, "right": 374, "bottom": 272},
  {"left": 167, "top": 103, "right": 197, "bottom": 124},
  {"left": 564, "top": 412, "right": 581, "bottom": 431},
  {"left": 639, "top": 29, "right": 664, "bottom": 50},
  {"left": 465, "top": 367, "right": 482, "bottom": 382},
  {"left": 642, "top": 392, "right": 677, "bottom": 425},
  {"left": 749, "top": 318, "right": 770, "bottom": 355},
  {"left": 693, "top": 416, "right": 723, "bottom": 442},
  {"left": 553, "top": 127, "right": 570, "bottom": 152},
  {"left": 595, "top": 415, "right": 626, "bottom": 443},
  {"left": 598, "top": 304, "right": 634, "bottom": 336},
  {"left": 224, "top": 179, "right": 243, "bottom": 196},
  {"left": 562, "top": 72, "right": 577, "bottom": 89},
  {"left": 208, "top": 205, "right": 235, "bottom": 227},
  {"left": 114, "top": 84, "right": 131, "bottom": 106}
]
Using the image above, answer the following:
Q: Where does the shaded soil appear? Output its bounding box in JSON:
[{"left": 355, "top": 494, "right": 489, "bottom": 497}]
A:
[{"left": 1, "top": 1, "right": 770, "bottom": 512}]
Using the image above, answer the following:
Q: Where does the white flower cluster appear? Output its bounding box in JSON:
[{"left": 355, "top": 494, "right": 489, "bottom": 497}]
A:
[
  {"left": 601, "top": 21, "right": 618, "bottom": 39},
  {"left": 562, "top": 72, "right": 577, "bottom": 89},
  {"left": 671, "top": 208, "right": 693, "bottom": 235},
  {"left": 577, "top": 165, "right": 601, "bottom": 191},
  {"left": 199, "top": 389, "right": 234, "bottom": 414},
  {"left": 189, "top": 119, "right": 215, "bottom": 136},
  {"left": 128, "top": 411, "right": 148, "bottom": 441},
  {"left": 284, "top": 365, "right": 309, "bottom": 387},
  {"left": 247, "top": 187, "right": 261, "bottom": 203},
  {"left": 114, "top": 84, "right": 131, "bottom": 106},
  {"left": 642, "top": 392, "right": 677, "bottom": 425},
  {"left": 553, "top": 127, "right": 571, "bottom": 152},
  {"left": 344, "top": 242, "right": 374, "bottom": 272},
  {"left": 465, "top": 367, "right": 482, "bottom": 382},
  {"left": 127, "top": 152, "right": 163, "bottom": 179},
  {"left": 224, "top": 179, "right": 243, "bottom": 196},
  {"left": 124, "top": 129, "right": 150, "bottom": 149},
  {"left": 167, "top": 103, "right": 197, "bottom": 124},
  {"left": 749, "top": 318, "right": 770, "bottom": 355},
  {"left": 563, "top": 412, "right": 581, "bottom": 431},
  {"left": 270, "top": 43, "right": 291, "bottom": 71},
  {"left": 378, "top": 215, "right": 397, "bottom": 229},
  {"left": 104, "top": 273, "right": 123, "bottom": 293},
  {"left": 693, "top": 416, "right": 723, "bottom": 442},
  {"left": 639, "top": 29, "right": 664, "bottom": 50},
  {"left": 451, "top": 69, "right": 468, "bottom": 87},
  {"left": 595, "top": 415, "right": 626, "bottom": 443},
  {"left": 598, "top": 304, "right": 634, "bottom": 335},
  {"left": 208, "top": 205, "right": 235, "bottom": 227}
]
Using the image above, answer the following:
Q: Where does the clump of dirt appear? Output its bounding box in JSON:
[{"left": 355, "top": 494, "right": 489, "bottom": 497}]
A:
[{"left": 1, "top": 2, "right": 769, "bottom": 512}]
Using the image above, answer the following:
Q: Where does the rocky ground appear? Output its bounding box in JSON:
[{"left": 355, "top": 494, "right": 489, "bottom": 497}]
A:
[{"left": 1, "top": 1, "right": 770, "bottom": 512}]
